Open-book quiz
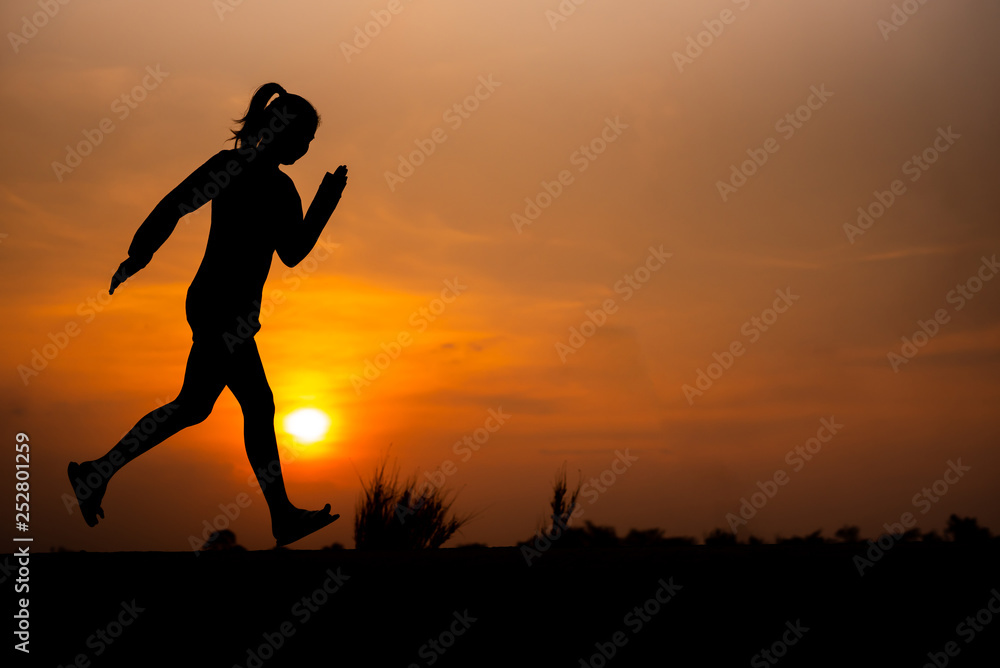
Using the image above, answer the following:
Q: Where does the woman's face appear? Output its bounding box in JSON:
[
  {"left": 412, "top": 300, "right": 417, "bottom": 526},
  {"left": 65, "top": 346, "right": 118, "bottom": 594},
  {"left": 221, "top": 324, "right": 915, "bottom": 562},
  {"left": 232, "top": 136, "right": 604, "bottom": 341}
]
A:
[
  {"left": 269, "top": 124, "right": 314, "bottom": 165},
  {"left": 277, "top": 129, "right": 314, "bottom": 165}
]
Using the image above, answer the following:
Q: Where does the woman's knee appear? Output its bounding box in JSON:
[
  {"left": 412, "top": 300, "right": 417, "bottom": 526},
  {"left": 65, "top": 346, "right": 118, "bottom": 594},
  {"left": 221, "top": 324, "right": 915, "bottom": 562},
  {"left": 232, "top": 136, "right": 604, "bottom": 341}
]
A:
[
  {"left": 170, "top": 397, "right": 215, "bottom": 426},
  {"left": 242, "top": 391, "right": 275, "bottom": 417}
]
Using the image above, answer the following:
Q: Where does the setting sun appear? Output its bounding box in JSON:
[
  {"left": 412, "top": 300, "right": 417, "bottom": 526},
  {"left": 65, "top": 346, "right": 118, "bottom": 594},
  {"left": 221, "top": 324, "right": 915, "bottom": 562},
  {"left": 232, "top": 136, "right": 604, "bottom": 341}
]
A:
[{"left": 283, "top": 408, "right": 333, "bottom": 444}]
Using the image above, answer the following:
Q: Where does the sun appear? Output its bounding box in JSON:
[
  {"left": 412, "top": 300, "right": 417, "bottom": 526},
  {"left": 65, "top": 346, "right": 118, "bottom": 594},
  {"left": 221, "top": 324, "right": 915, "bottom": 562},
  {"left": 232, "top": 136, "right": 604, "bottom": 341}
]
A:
[{"left": 282, "top": 408, "right": 332, "bottom": 444}]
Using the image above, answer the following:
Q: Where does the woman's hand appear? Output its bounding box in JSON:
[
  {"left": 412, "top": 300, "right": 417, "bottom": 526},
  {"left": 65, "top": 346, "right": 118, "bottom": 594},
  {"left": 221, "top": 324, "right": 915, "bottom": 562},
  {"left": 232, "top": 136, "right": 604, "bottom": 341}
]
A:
[
  {"left": 310, "top": 166, "right": 348, "bottom": 213},
  {"left": 109, "top": 256, "right": 147, "bottom": 295},
  {"left": 329, "top": 165, "right": 348, "bottom": 197}
]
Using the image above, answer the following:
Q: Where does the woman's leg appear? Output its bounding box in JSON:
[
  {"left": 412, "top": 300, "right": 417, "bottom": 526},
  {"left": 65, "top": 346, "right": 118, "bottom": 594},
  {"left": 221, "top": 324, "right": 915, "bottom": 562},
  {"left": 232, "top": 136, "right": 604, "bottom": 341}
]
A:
[
  {"left": 226, "top": 339, "right": 336, "bottom": 544},
  {"left": 69, "top": 338, "right": 227, "bottom": 525},
  {"left": 224, "top": 339, "right": 293, "bottom": 518}
]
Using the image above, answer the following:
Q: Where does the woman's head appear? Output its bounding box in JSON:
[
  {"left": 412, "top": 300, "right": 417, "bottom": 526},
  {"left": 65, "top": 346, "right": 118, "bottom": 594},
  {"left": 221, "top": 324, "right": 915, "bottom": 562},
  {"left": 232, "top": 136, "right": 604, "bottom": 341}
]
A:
[{"left": 231, "top": 83, "right": 320, "bottom": 164}]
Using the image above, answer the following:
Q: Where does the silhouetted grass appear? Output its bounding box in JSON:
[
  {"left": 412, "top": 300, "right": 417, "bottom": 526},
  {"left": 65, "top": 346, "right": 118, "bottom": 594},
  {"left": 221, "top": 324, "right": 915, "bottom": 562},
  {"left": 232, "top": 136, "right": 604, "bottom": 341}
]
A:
[
  {"left": 549, "top": 462, "right": 581, "bottom": 532},
  {"left": 354, "top": 452, "right": 471, "bottom": 549}
]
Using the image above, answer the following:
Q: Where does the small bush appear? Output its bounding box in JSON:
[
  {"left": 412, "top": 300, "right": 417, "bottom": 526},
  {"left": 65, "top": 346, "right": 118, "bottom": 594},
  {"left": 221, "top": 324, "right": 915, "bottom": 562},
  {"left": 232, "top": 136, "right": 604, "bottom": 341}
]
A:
[{"left": 201, "top": 529, "right": 246, "bottom": 551}]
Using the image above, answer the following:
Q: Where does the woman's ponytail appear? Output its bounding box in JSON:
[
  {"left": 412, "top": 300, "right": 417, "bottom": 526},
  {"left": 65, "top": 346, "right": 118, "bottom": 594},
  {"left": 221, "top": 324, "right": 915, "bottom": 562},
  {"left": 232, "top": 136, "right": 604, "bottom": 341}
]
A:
[{"left": 231, "top": 82, "right": 286, "bottom": 150}]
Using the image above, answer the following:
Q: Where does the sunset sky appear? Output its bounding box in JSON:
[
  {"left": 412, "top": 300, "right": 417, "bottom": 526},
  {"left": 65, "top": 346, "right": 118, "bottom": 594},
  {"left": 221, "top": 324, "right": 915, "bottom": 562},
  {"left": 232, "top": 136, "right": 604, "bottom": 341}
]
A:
[{"left": 2, "top": 0, "right": 999, "bottom": 552}]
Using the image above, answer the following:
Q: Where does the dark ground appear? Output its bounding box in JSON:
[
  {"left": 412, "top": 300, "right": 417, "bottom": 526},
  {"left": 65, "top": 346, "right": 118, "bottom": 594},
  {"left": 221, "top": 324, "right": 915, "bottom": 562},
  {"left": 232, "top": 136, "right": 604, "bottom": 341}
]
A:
[{"left": 5, "top": 543, "right": 999, "bottom": 667}]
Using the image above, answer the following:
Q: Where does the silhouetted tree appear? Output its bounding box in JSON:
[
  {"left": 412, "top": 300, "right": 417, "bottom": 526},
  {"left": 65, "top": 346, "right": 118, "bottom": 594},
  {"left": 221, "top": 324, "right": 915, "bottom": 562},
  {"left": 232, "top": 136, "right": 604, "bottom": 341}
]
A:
[
  {"left": 776, "top": 529, "right": 826, "bottom": 545},
  {"left": 704, "top": 528, "right": 738, "bottom": 546},
  {"left": 834, "top": 525, "right": 861, "bottom": 543},
  {"left": 620, "top": 529, "right": 697, "bottom": 547},
  {"left": 945, "top": 515, "right": 992, "bottom": 543},
  {"left": 623, "top": 528, "right": 665, "bottom": 546},
  {"left": 583, "top": 522, "right": 619, "bottom": 547}
]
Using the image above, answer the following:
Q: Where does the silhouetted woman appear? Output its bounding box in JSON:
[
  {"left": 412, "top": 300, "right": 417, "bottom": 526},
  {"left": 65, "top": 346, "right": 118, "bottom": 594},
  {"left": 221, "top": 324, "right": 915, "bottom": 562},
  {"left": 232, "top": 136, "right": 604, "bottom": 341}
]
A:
[{"left": 68, "top": 83, "right": 348, "bottom": 546}]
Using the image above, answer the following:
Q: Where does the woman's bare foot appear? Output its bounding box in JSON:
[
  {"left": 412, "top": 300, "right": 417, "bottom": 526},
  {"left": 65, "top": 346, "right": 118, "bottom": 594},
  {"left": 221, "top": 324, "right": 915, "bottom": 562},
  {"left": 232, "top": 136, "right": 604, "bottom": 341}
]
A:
[
  {"left": 68, "top": 461, "right": 108, "bottom": 527},
  {"left": 272, "top": 504, "right": 339, "bottom": 547}
]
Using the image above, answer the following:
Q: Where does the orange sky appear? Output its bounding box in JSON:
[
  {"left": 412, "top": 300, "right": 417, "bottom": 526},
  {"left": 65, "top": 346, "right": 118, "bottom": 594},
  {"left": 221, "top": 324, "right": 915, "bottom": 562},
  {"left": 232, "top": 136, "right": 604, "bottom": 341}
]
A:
[{"left": 2, "top": 0, "right": 999, "bottom": 551}]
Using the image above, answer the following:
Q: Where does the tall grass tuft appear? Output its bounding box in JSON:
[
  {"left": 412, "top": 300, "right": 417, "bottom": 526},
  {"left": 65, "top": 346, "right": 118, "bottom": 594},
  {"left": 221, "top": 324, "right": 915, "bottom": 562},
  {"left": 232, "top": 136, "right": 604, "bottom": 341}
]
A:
[
  {"left": 548, "top": 462, "right": 581, "bottom": 535},
  {"left": 354, "top": 451, "right": 472, "bottom": 549}
]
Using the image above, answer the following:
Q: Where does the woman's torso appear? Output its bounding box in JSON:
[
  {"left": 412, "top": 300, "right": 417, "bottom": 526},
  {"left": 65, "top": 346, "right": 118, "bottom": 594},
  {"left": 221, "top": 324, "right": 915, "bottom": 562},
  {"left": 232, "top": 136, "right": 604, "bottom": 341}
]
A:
[{"left": 185, "top": 149, "right": 299, "bottom": 342}]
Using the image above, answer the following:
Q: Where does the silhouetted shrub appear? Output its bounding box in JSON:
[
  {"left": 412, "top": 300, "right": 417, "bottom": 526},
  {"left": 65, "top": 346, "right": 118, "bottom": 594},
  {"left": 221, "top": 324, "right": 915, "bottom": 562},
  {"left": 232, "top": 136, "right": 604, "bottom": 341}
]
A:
[{"left": 201, "top": 529, "right": 246, "bottom": 551}]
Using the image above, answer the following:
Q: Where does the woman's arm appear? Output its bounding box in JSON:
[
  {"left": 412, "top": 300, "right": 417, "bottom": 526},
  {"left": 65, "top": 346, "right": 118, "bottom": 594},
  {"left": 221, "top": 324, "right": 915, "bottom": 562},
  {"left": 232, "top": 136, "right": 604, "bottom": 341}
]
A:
[
  {"left": 109, "top": 151, "right": 233, "bottom": 294},
  {"left": 276, "top": 165, "right": 348, "bottom": 268}
]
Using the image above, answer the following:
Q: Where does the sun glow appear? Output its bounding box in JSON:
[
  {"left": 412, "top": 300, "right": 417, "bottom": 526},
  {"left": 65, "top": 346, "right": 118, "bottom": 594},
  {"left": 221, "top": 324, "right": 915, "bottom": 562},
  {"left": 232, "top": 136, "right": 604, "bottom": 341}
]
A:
[{"left": 283, "top": 408, "right": 332, "bottom": 444}]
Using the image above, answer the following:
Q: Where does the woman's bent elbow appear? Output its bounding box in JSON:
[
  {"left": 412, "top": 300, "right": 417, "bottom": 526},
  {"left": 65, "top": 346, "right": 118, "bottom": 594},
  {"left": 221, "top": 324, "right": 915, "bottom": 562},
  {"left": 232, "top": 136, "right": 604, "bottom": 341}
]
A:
[{"left": 277, "top": 249, "right": 304, "bottom": 267}]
